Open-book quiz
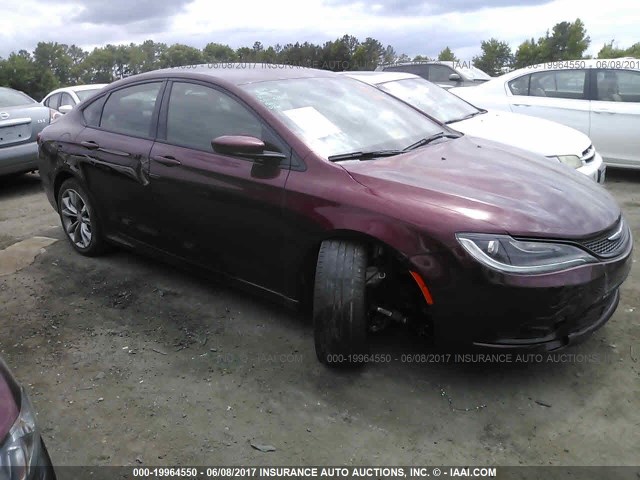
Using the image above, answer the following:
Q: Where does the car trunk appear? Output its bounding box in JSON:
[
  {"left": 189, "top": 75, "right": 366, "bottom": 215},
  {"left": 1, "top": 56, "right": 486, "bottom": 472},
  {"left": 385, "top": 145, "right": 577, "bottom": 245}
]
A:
[{"left": 0, "top": 105, "right": 49, "bottom": 148}]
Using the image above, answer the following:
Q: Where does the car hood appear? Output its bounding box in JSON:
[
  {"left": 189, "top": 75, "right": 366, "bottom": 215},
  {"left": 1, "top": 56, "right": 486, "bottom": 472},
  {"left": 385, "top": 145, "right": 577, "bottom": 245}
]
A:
[
  {"left": 341, "top": 136, "right": 620, "bottom": 239},
  {"left": 450, "top": 110, "right": 592, "bottom": 157}
]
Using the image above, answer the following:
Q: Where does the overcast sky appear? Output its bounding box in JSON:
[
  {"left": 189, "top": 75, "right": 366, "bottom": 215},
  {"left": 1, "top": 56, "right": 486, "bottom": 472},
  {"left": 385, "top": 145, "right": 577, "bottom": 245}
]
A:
[{"left": 0, "top": 0, "right": 638, "bottom": 61}]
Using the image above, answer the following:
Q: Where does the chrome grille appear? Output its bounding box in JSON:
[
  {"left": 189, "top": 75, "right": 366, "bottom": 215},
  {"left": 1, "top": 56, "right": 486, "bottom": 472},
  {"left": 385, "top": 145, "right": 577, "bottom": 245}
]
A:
[
  {"left": 576, "top": 219, "right": 630, "bottom": 258},
  {"left": 580, "top": 145, "right": 595, "bottom": 164}
]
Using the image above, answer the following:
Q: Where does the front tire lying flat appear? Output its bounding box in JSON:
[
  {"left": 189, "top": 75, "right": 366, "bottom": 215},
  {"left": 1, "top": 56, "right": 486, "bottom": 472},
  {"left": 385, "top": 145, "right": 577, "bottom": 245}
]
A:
[
  {"left": 313, "top": 240, "right": 369, "bottom": 367},
  {"left": 57, "top": 178, "right": 108, "bottom": 256}
]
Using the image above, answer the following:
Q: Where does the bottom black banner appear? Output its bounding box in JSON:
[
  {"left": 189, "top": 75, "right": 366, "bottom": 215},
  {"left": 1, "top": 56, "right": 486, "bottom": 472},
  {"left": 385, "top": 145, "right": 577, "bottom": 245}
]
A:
[{"left": 10, "top": 465, "right": 640, "bottom": 480}]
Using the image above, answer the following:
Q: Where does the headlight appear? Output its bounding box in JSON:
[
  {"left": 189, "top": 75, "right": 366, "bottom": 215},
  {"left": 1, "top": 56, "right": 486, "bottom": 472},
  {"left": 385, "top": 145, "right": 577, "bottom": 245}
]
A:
[
  {"left": 553, "top": 155, "right": 583, "bottom": 169},
  {"left": 456, "top": 233, "right": 597, "bottom": 274},
  {"left": 0, "top": 388, "right": 42, "bottom": 480}
]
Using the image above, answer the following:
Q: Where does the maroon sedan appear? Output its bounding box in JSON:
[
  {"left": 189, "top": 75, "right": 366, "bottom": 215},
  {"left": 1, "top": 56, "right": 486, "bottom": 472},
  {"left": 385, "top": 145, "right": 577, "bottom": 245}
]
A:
[{"left": 37, "top": 64, "right": 632, "bottom": 366}]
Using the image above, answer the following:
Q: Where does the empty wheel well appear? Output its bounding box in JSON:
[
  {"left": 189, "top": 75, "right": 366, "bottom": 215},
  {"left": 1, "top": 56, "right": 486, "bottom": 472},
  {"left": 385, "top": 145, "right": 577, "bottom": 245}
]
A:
[
  {"left": 298, "top": 232, "right": 425, "bottom": 316},
  {"left": 53, "top": 171, "right": 75, "bottom": 208}
]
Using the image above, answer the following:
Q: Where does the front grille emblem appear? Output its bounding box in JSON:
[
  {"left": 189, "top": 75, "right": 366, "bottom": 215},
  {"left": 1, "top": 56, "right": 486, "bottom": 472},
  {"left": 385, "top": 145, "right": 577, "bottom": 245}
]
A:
[{"left": 607, "top": 223, "right": 624, "bottom": 241}]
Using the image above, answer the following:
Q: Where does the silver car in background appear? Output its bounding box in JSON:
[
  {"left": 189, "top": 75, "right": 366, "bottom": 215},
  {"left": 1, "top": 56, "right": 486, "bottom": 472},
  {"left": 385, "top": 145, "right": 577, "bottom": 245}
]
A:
[{"left": 0, "top": 87, "right": 54, "bottom": 176}]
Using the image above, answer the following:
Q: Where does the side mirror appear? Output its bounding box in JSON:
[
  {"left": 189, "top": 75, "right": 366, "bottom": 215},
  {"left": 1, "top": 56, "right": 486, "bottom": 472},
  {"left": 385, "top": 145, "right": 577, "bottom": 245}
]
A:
[
  {"left": 211, "top": 135, "right": 287, "bottom": 165},
  {"left": 59, "top": 104, "right": 73, "bottom": 114},
  {"left": 449, "top": 73, "right": 462, "bottom": 82}
]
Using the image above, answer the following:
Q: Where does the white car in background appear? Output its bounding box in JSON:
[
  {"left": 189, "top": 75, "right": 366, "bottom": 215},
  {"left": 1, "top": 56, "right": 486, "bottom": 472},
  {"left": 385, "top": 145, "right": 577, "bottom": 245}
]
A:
[
  {"left": 342, "top": 71, "right": 606, "bottom": 183},
  {"left": 449, "top": 59, "right": 640, "bottom": 169},
  {"left": 41, "top": 84, "right": 108, "bottom": 114}
]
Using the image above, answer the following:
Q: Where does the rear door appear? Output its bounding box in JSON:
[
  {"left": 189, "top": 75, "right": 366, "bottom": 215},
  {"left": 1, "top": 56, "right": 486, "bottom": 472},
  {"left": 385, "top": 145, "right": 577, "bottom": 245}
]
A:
[
  {"left": 506, "top": 69, "right": 591, "bottom": 134},
  {"left": 74, "top": 81, "right": 166, "bottom": 243},
  {"left": 589, "top": 69, "right": 640, "bottom": 166},
  {"left": 148, "top": 80, "right": 291, "bottom": 293}
]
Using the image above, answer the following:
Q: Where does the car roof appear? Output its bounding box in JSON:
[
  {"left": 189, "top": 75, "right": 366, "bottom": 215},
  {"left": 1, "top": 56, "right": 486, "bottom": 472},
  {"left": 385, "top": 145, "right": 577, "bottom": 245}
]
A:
[
  {"left": 339, "top": 71, "right": 419, "bottom": 84},
  {"left": 129, "top": 63, "right": 339, "bottom": 86},
  {"left": 70, "top": 84, "right": 109, "bottom": 91},
  {"left": 43, "top": 84, "right": 108, "bottom": 98},
  {"left": 383, "top": 60, "right": 457, "bottom": 67}
]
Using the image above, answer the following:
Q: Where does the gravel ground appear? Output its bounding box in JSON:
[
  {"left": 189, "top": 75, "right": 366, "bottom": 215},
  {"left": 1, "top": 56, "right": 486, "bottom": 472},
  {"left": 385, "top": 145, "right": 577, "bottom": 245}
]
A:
[{"left": 0, "top": 170, "right": 638, "bottom": 469}]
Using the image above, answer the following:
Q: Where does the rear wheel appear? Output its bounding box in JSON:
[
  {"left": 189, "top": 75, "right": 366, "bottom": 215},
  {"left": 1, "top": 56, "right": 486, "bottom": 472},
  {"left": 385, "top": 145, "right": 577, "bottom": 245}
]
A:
[
  {"left": 57, "top": 178, "right": 108, "bottom": 256},
  {"left": 313, "top": 240, "right": 369, "bottom": 367}
]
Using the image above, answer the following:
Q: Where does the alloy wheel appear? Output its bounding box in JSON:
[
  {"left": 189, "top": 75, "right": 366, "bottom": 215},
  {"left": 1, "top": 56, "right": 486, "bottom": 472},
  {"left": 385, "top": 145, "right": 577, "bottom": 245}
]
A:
[{"left": 60, "top": 189, "right": 92, "bottom": 249}]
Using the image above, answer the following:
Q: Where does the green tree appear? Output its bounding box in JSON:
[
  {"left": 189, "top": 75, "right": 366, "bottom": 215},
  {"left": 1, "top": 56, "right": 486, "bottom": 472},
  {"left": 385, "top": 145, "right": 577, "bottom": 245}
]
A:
[
  {"left": 473, "top": 38, "right": 513, "bottom": 76},
  {"left": 546, "top": 18, "right": 590, "bottom": 60},
  {"left": 33, "top": 42, "right": 71, "bottom": 85},
  {"left": 0, "top": 51, "right": 40, "bottom": 98},
  {"left": 626, "top": 43, "right": 640, "bottom": 57},
  {"left": 139, "top": 40, "right": 167, "bottom": 72},
  {"left": 437, "top": 46, "right": 457, "bottom": 62},
  {"left": 159, "top": 44, "right": 203, "bottom": 68},
  {"left": 66, "top": 44, "right": 88, "bottom": 84},
  {"left": 514, "top": 37, "right": 545, "bottom": 68},
  {"left": 351, "top": 37, "right": 384, "bottom": 70},
  {"left": 514, "top": 18, "right": 590, "bottom": 67},
  {"left": 413, "top": 54, "right": 431, "bottom": 62},
  {"left": 80, "top": 46, "right": 116, "bottom": 83},
  {"left": 598, "top": 40, "right": 640, "bottom": 58},
  {"left": 203, "top": 43, "right": 237, "bottom": 62}
]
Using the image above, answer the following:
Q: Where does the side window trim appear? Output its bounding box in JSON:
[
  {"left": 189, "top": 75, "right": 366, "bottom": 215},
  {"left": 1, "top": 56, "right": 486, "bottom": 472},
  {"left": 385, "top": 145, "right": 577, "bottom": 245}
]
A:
[{"left": 156, "top": 79, "right": 300, "bottom": 170}]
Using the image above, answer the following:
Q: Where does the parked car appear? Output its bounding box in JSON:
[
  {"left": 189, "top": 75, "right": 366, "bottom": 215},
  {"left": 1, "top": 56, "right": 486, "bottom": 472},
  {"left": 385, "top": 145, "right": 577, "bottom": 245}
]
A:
[
  {"left": 376, "top": 61, "right": 492, "bottom": 89},
  {"left": 341, "top": 71, "right": 606, "bottom": 183},
  {"left": 41, "top": 84, "right": 108, "bottom": 114},
  {"left": 449, "top": 59, "right": 640, "bottom": 169},
  {"left": 0, "top": 87, "right": 55, "bottom": 176},
  {"left": 38, "top": 64, "right": 632, "bottom": 366},
  {"left": 0, "top": 358, "right": 56, "bottom": 479}
]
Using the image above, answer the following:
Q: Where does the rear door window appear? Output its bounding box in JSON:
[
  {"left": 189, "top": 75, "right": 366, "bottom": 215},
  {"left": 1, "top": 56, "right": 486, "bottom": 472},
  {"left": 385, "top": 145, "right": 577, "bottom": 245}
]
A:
[{"left": 100, "top": 82, "right": 163, "bottom": 138}]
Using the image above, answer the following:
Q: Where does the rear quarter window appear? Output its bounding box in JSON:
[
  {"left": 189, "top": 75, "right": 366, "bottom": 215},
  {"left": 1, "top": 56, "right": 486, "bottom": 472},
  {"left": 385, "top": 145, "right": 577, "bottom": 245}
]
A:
[{"left": 82, "top": 95, "right": 107, "bottom": 127}]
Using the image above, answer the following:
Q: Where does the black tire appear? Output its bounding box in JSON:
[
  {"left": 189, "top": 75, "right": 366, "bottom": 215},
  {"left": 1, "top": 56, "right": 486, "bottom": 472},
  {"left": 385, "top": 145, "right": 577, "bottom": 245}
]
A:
[
  {"left": 57, "top": 178, "right": 109, "bottom": 256},
  {"left": 313, "top": 240, "right": 369, "bottom": 367}
]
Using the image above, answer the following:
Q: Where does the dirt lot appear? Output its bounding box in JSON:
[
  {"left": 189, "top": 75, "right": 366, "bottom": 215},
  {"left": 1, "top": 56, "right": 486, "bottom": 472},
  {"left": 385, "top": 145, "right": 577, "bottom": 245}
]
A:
[{"left": 0, "top": 171, "right": 639, "bottom": 468}]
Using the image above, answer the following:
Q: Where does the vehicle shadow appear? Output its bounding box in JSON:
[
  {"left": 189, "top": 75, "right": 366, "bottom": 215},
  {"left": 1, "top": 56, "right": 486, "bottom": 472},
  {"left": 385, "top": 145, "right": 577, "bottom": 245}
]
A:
[
  {"left": 0, "top": 172, "right": 43, "bottom": 199},
  {"left": 605, "top": 167, "right": 640, "bottom": 183}
]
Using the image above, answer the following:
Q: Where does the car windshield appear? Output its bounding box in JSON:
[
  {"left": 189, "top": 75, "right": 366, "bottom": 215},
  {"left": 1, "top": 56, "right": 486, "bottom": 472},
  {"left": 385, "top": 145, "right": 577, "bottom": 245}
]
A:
[
  {"left": 0, "top": 88, "right": 36, "bottom": 108},
  {"left": 75, "top": 88, "right": 104, "bottom": 102},
  {"left": 241, "top": 77, "right": 445, "bottom": 159},
  {"left": 458, "top": 66, "right": 492, "bottom": 80},
  {"left": 377, "top": 78, "right": 480, "bottom": 124}
]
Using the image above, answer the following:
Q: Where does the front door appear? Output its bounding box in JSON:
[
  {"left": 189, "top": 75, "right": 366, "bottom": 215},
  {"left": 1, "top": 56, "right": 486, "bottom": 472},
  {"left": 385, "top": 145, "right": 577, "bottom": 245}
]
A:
[{"left": 148, "top": 80, "right": 291, "bottom": 294}]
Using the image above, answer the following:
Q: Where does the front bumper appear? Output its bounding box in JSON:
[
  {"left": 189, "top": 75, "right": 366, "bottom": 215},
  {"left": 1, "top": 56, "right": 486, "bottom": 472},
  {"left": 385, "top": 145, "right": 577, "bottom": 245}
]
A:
[
  {"left": 577, "top": 151, "right": 606, "bottom": 184},
  {"left": 410, "top": 237, "right": 632, "bottom": 351}
]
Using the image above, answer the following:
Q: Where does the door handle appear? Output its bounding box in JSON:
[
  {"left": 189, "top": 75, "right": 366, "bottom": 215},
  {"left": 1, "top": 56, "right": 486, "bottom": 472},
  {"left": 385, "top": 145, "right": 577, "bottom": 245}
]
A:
[
  {"left": 81, "top": 140, "right": 100, "bottom": 150},
  {"left": 512, "top": 104, "right": 531, "bottom": 107},
  {"left": 152, "top": 155, "right": 182, "bottom": 166},
  {"left": 593, "top": 110, "right": 614, "bottom": 114}
]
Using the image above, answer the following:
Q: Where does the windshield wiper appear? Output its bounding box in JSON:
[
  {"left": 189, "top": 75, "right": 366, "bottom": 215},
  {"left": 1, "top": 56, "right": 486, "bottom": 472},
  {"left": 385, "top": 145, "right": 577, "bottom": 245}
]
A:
[
  {"left": 327, "top": 149, "right": 404, "bottom": 162},
  {"left": 445, "top": 109, "right": 487, "bottom": 124},
  {"left": 403, "top": 132, "right": 462, "bottom": 151}
]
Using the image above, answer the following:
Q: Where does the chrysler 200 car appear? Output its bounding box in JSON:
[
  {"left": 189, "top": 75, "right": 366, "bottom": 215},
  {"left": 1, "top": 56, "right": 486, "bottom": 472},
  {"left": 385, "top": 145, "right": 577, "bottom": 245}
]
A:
[{"left": 37, "top": 64, "right": 632, "bottom": 366}]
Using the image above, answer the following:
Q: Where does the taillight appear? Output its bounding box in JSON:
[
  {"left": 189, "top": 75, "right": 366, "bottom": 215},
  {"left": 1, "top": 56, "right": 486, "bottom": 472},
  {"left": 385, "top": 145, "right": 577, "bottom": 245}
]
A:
[{"left": 49, "top": 108, "right": 61, "bottom": 123}]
